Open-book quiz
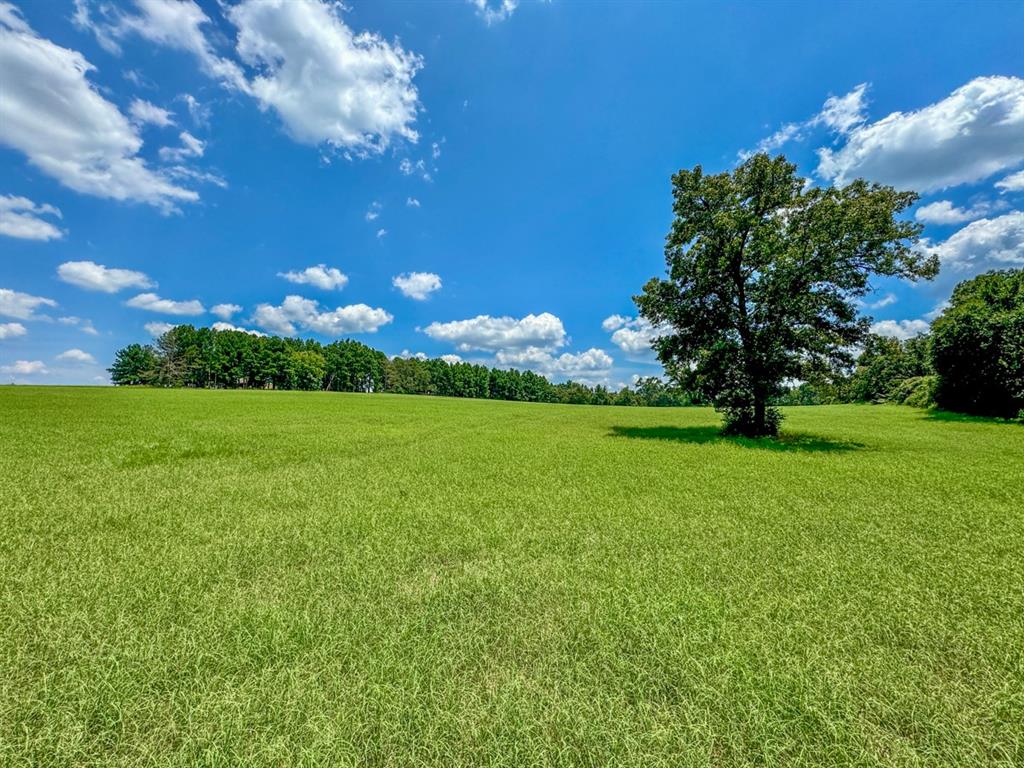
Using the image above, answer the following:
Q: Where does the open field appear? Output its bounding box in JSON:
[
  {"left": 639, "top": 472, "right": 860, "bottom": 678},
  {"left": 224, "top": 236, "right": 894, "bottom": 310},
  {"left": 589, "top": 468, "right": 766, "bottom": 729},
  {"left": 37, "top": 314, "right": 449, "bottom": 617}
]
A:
[{"left": 1, "top": 387, "right": 1022, "bottom": 766}]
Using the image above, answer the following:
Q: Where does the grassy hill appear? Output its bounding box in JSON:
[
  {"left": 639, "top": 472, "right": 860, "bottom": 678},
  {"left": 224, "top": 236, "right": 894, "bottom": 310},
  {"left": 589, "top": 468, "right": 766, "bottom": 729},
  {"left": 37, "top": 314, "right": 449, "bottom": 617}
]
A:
[{"left": 2, "top": 387, "right": 1022, "bottom": 766}]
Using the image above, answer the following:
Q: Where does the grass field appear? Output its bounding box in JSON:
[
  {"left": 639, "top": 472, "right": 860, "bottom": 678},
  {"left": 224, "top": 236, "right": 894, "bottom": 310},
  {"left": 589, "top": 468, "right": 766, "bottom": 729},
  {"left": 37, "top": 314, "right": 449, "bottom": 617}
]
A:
[{"left": 1, "top": 387, "right": 1022, "bottom": 766}]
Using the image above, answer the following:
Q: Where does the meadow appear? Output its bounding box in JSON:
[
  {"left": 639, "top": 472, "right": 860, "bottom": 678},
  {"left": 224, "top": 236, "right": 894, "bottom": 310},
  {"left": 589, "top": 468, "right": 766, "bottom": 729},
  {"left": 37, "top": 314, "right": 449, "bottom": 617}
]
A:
[{"left": 1, "top": 386, "right": 1022, "bottom": 767}]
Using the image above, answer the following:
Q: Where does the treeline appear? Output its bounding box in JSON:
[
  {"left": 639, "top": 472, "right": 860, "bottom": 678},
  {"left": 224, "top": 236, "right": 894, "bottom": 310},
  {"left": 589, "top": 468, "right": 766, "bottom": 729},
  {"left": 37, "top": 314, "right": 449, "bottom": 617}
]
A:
[
  {"left": 776, "top": 270, "right": 1024, "bottom": 419},
  {"left": 109, "top": 324, "right": 698, "bottom": 407}
]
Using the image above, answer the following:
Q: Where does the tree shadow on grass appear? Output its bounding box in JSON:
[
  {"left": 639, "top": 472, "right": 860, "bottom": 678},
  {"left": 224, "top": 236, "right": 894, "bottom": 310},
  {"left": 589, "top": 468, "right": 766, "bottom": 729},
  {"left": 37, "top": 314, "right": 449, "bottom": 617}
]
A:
[
  {"left": 609, "top": 425, "right": 865, "bottom": 453},
  {"left": 922, "top": 409, "right": 1022, "bottom": 426}
]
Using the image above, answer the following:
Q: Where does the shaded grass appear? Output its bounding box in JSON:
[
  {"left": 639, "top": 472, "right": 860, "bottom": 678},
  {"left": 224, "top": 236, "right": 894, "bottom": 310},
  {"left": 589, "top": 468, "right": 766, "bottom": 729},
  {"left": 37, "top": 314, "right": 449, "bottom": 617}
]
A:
[
  {"left": 1, "top": 388, "right": 1022, "bottom": 766},
  {"left": 608, "top": 425, "right": 865, "bottom": 452}
]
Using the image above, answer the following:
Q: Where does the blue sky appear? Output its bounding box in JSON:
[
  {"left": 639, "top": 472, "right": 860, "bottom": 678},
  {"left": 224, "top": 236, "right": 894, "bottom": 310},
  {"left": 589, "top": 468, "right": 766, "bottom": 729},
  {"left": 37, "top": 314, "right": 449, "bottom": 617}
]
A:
[{"left": 2, "top": 0, "right": 1023, "bottom": 386}]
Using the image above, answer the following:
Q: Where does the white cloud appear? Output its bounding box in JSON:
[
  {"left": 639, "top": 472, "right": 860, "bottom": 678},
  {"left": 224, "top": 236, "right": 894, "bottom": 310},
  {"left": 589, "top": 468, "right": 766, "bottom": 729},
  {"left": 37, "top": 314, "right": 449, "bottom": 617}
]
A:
[
  {"left": 423, "top": 312, "right": 566, "bottom": 353},
  {"left": 0, "top": 4, "right": 197, "bottom": 210},
  {"left": 915, "top": 200, "right": 996, "bottom": 225},
  {"left": 227, "top": 0, "right": 421, "bottom": 154},
  {"left": 406, "top": 197, "right": 420, "bottom": 207},
  {"left": 431, "top": 141, "right": 441, "bottom": 160},
  {"left": 746, "top": 83, "right": 868, "bottom": 156},
  {"left": 126, "top": 292, "right": 205, "bottom": 315},
  {"left": 365, "top": 201, "right": 381, "bottom": 221},
  {"left": 278, "top": 264, "right": 348, "bottom": 290},
  {"left": 1, "top": 359, "right": 47, "bottom": 375},
  {"left": 58, "top": 260, "right": 155, "bottom": 293},
  {"left": 399, "top": 158, "right": 430, "bottom": 179},
  {"left": 996, "top": 170, "right": 1024, "bottom": 193},
  {"left": 376, "top": 228, "right": 387, "bottom": 239},
  {"left": 398, "top": 349, "right": 428, "bottom": 360},
  {"left": 129, "top": 98, "right": 174, "bottom": 127},
  {"left": 468, "top": 0, "right": 519, "bottom": 25},
  {"left": 603, "top": 314, "right": 669, "bottom": 358},
  {"left": 144, "top": 321, "right": 174, "bottom": 337},
  {"left": 0, "top": 321, "right": 27, "bottom": 339},
  {"left": 870, "top": 319, "right": 930, "bottom": 340},
  {"left": 392, "top": 271, "right": 441, "bottom": 300},
  {"left": 211, "top": 303, "right": 241, "bottom": 320},
  {"left": 77, "top": 0, "right": 246, "bottom": 88},
  {"left": 178, "top": 93, "right": 209, "bottom": 126},
  {"left": 495, "top": 346, "right": 614, "bottom": 383},
  {"left": 440, "top": 353, "right": 462, "bottom": 364},
  {"left": 56, "top": 348, "right": 96, "bottom": 364},
  {"left": 252, "top": 295, "right": 392, "bottom": 336},
  {"left": 211, "top": 321, "right": 265, "bottom": 336},
  {"left": 0, "top": 288, "right": 57, "bottom": 320},
  {"left": 0, "top": 194, "right": 64, "bottom": 240},
  {"left": 865, "top": 292, "right": 897, "bottom": 310},
  {"left": 926, "top": 211, "right": 1024, "bottom": 273},
  {"left": 158, "top": 130, "right": 205, "bottom": 162},
  {"left": 818, "top": 76, "right": 1024, "bottom": 192},
  {"left": 58, "top": 316, "right": 99, "bottom": 335}
]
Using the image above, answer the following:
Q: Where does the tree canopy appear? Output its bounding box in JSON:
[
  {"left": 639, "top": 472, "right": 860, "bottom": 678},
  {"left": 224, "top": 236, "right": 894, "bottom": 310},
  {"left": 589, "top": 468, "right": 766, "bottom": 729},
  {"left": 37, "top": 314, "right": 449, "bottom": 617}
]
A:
[
  {"left": 931, "top": 269, "right": 1024, "bottom": 418},
  {"left": 635, "top": 153, "right": 938, "bottom": 436}
]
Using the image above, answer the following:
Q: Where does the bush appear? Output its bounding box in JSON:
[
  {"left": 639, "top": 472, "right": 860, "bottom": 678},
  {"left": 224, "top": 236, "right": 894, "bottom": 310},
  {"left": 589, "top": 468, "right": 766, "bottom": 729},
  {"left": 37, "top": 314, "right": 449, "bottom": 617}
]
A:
[{"left": 889, "top": 375, "right": 937, "bottom": 409}]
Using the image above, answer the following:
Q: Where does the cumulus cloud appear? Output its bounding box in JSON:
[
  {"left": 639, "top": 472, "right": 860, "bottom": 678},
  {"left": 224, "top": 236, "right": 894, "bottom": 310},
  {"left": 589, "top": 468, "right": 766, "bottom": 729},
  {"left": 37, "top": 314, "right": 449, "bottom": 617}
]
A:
[
  {"left": 422, "top": 312, "right": 566, "bottom": 353},
  {"left": 376, "top": 228, "right": 387, "bottom": 239},
  {"left": 211, "top": 303, "right": 241, "bottom": 320},
  {"left": 365, "top": 201, "right": 381, "bottom": 221},
  {"left": 996, "top": 170, "right": 1024, "bottom": 193},
  {"left": 56, "top": 348, "right": 96, "bottom": 364},
  {"left": 0, "top": 288, "right": 57, "bottom": 320},
  {"left": 926, "top": 211, "right": 1024, "bottom": 273},
  {"left": 0, "top": 4, "right": 197, "bottom": 210},
  {"left": 211, "top": 321, "right": 265, "bottom": 336},
  {"left": 496, "top": 346, "right": 614, "bottom": 382},
  {"left": 915, "top": 200, "right": 998, "bottom": 225},
  {"left": 1, "top": 359, "right": 47, "bottom": 375},
  {"left": 440, "top": 353, "right": 462, "bottom": 364},
  {"left": 0, "top": 321, "right": 27, "bottom": 339},
  {"left": 278, "top": 264, "right": 349, "bottom": 290},
  {"left": 252, "top": 295, "right": 392, "bottom": 336},
  {"left": 76, "top": 0, "right": 422, "bottom": 155},
  {"left": 468, "top": 0, "right": 519, "bottom": 25},
  {"left": 870, "top": 319, "right": 930, "bottom": 340},
  {"left": 406, "top": 197, "right": 420, "bottom": 207},
  {"left": 129, "top": 98, "right": 174, "bottom": 127},
  {"left": 0, "top": 194, "right": 63, "bottom": 240},
  {"left": 392, "top": 271, "right": 441, "bottom": 300},
  {"left": 144, "top": 321, "right": 174, "bottom": 337},
  {"left": 126, "top": 292, "right": 205, "bottom": 315},
  {"left": 817, "top": 76, "right": 1024, "bottom": 192},
  {"left": 58, "top": 260, "right": 155, "bottom": 293},
  {"left": 398, "top": 349, "right": 428, "bottom": 360},
  {"left": 227, "top": 0, "right": 421, "bottom": 154},
  {"left": 602, "top": 314, "right": 669, "bottom": 358}
]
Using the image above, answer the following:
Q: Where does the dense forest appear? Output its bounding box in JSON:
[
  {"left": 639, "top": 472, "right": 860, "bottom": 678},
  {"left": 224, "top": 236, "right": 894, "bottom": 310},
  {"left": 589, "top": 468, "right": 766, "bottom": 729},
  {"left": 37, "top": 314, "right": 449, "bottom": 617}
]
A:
[
  {"left": 110, "top": 270, "right": 1024, "bottom": 418},
  {"left": 108, "top": 324, "right": 699, "bottom": 407}
]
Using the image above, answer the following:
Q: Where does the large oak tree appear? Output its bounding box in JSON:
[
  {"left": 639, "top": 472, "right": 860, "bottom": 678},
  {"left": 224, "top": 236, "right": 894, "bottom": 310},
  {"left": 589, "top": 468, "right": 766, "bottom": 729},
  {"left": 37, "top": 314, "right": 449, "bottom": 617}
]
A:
[{"left": 635, "top": 153, "right": 938, "bottom": 437}]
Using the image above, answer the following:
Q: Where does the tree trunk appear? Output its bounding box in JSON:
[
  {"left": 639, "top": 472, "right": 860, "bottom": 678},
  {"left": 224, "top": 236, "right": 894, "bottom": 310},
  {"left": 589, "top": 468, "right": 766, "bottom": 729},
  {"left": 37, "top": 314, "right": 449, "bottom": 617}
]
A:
[{"left": 754, "top": 396, "right": 766, "bottom": 435}]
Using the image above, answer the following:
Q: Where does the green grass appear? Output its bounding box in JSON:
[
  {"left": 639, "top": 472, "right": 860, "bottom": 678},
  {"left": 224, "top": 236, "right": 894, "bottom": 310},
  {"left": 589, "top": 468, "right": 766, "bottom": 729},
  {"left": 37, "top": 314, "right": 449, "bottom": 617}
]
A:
[{"left": 1, "top": 387, "right": 1022, "bottom": 767}]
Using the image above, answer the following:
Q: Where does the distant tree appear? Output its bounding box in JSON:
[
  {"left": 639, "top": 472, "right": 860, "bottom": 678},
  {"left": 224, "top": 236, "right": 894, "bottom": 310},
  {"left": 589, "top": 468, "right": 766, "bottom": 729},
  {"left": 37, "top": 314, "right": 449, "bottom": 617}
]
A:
[
  {"left": 636, "top": 153, "right": 937, "bottom": 436},
  {"left": 849, "top": 334, "right": 932, "bottom": 403},
  {"left": 931, "top": 269, "right": 1024, "bottom": 417},
  {"left": 108, "top": 344, "right": 159, "bottom": 385},
  {"left": 287, "top": 350, "right": 326, "bottom": 390}
]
